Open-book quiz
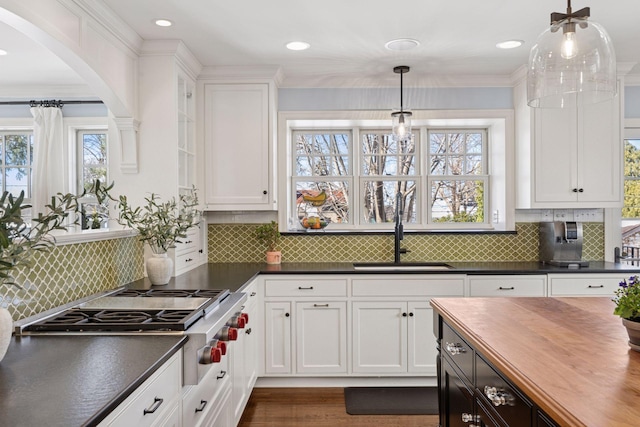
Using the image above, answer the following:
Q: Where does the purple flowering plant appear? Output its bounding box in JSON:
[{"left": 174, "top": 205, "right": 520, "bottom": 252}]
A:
[{"left": 613, "top": 275, "right": 640, "bottom": 320}]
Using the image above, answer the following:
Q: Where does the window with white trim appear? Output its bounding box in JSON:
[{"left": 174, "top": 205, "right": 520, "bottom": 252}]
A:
[
  {"left": 290, "top": 125, "right": 489, "bottom": 230},
  {"left": 77, "top": 129, "right": 108, "bottom": 191},
  {"left": 0, "top": 130, "right": 33, "bottom": 198}
]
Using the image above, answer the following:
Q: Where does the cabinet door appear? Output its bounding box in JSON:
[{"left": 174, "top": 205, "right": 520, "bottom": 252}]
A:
[
  {"left": 352, "top": 301, "right": 407, "bottom": 374},
  {"left": 441, "top": 356, "right": 475, "bottom": 427},
  {"left": 578, "top": 94, "right": 621, "bottom": 204},
  {"left": 533, "top": 107, "right": 578, "bottom": 204},
  {"left": 204, "top": 83, "right": 271, "bottom": 209},
  {"left": 408, "top": 301, "right": 436, "bottom": 374},
  {"left": 264, "top": 302, "right": 291, "bottom": 374},
  {"left": 295, "top": 301, "right": 347, "bottom": 374},
  {"left": 230, "top": 320, "right": 247, "bottom": 424}
]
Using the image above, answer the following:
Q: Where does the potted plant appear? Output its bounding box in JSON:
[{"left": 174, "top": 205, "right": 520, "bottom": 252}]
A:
[
  {"left": 117, "top": 188, "right": 200, "bottom": 285},
  {"left": 0, "top": 184, "right": 101, "bottom": 362},
  {"left": 613, "top": 275, "right": 640, "bottom": 351},
  {"left": 256, "top": 221, "right": 281, "bottom": 264}
]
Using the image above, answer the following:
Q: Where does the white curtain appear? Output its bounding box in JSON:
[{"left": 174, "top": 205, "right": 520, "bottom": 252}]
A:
[{"left": 30, "top": 106, "right": 67, "bottom": 217}]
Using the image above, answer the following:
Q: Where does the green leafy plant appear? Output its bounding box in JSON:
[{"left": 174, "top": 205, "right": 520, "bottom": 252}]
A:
[
  {"left": 613, "top": 275, "right": 640, "bottom": 320},
  {"left": 117, "top": 188, "right": 200, "bottom": 254},
  {"left": 0, "top": 180, "right": 110, "bottom": 287},
  {"left": 255, "top": 221, "right": 280, "bottom": 252}
]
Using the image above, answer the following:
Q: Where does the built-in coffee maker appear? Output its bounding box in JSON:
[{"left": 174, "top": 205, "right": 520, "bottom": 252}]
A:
[{"left": 539, "top": 221, "right": 589, "bottom": 268}]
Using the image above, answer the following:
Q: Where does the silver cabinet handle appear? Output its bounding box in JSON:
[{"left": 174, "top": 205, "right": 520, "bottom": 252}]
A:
[
  {"left": 445, "top": 342, "right": 466, "bottom": 355},
  {"left": 484, "top": 386, "right": 513, "bottom": 406},
  {"left": 462, "top": 413, "right": 480, "bottom": 423}
]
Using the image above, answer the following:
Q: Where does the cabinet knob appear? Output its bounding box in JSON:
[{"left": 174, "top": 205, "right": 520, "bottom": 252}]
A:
[
  {"left": 579, "top": 188, "right": 584, "bottom": 192},
  {"left": 484, "top": 386, "right": 513, "bottom": 407},
  {"left": 572, "top": 188, "right": 578, "bottom": 193},
  {"left": 402, "top": 312, "right": 408, "bottom": 317},
  {"left": 445, "top": 342, "right": 466, "bottom": 355},
  {"left": 409, "top": 312, "right": 414, "bottom": 317},
  {"left": 263, "top": 190, "right": 268, "bottom": 195},
  {"left": 285, "top": 312, "right": 290, "bottom": 317}
]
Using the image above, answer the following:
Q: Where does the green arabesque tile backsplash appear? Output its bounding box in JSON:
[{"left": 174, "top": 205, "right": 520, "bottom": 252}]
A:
[
  {"left": 208, "top": 222, "right": 604, "bottom": 263},
  {"left": 0, "top": 237, "right": 144, "bottom": 321}
]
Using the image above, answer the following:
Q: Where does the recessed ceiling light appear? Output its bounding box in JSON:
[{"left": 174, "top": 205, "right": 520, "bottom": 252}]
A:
[
  {"left": 0, "top": 49, "right": 7, "bottom": 56},
  {"left": 496, "top": 40, "right": 524, "bottom": 49},
  {"left": 286, "top": 41, "right": 310, "bottom": 51},
  {"left": 154, "top": 19, "right": 173, "bottom": 27},
  {"left": 385, "top": 38, "right": 420, "bottom": 51}
]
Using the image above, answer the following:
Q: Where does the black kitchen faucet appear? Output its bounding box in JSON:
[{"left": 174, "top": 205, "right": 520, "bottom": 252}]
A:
[{"left": 394, "top": 191, "right": 409, "bottom": 263}]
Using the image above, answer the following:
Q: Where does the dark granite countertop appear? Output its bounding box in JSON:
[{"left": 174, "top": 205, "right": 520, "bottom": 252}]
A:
[
  {"left": 0, "top": 335, "right": 186, "bottom": 427},
  {"left": 124, "top": 261, "right": 640, "bottom": 293}
]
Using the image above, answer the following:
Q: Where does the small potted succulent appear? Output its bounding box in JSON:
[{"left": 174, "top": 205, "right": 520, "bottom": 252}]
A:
[
  {"left": 613, "top": 275, "right": 640, "bottom": 351},
  {"left": 255, "top": 221, "right": 281, "bottom": 264}
]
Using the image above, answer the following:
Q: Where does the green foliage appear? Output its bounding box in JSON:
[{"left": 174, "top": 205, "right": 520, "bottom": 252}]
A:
[
  {"left": 613, "top": 276, "right": 640, "bottom": 320},
  {"left": 117, "top": 188, "right": 200, "bottom": 254},
  {"left": 255, "top": 221, "right": 280, "bottom": 252},
  {"left": 0, "top": 189, "right": 82, "bottom": 287},
  {"left": 623, "top": 141, "right": 640, "bottom": 218}
]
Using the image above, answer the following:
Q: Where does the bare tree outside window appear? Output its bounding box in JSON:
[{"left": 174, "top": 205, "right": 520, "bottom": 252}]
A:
[
  {"left": 428, "top": 130, "right": 486, "bottom": 223},
  {"left": 79, "top": 131, "right": 108, "bottom": 191},
  {"left": 0, "top": 132, "right": 33, "bottom": 198}
]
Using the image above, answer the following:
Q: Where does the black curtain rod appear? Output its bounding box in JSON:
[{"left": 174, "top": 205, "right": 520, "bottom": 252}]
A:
[{"left": 0, "top": 100, "right": 104, "bottom": 107}]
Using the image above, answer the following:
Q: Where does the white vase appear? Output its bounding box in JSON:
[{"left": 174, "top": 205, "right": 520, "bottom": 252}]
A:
[
  {"left": 146, "top": 253, "right": 173, "bottom": 285},
  {"left": 0, "top": 307, "right": 12, "bottom": 363}
]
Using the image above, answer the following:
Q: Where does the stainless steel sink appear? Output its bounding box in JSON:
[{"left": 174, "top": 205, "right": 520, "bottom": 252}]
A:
[{"left": 352, "top": 262, "right": 453, "bottom": 271}]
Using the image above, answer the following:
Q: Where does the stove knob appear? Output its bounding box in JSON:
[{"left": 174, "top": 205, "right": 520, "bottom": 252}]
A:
[
  {"left": 216, "top": 340, "right": 227, "bottom": 355},
  {"left": 199, "top": 346, "right": 222, "bottom": 364},
  {"left": 227, "top": 327, "right": 238, "bottom": 341},
  {"left": 216, "top": 326, "right": 238, "bottom": 341},
  {"left": 240, "top": 312, "right": 249, "bottom": 324},
  {"left": 209, "top": 338, "right": 227, "bottom": 356},
  {"left": 227, "top": 316, "right": 246, "bottom": 329}
]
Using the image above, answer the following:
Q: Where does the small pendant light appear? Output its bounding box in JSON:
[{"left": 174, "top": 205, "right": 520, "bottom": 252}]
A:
[
  {"left": 391, "top": 66, "right": 412, "bottom": 142},
  {"left": 527, "top": 0, "right": 616, "bottom": 108}
]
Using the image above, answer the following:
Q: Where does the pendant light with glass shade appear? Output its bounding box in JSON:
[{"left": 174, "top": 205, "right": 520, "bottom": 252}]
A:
[
  {"left": 527, "top": 0, "right": 616, "bottom": 108},
  {"left": 391, "top": 66, "right": 412, "bottom": 141}
]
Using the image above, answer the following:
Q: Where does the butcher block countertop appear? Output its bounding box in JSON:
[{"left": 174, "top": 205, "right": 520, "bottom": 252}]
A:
[{"left": 430, "top": 297, "right": 640, "bottom": 427}]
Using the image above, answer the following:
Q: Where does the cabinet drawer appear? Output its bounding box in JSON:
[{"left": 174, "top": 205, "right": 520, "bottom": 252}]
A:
[
  {"left": 352, "top": 276, "right": 465, "bottom": 297},
  {"left": 176, "top": 251, "right": 199, "bottom": 271},
  {"left": 182, "top": 358, "right": 229, "bottom": 427},
  {"left": 468, "top": 275, "right": 546, "bottom": 297},
  {"left": 442, "top": 322, "right": 473, "bottom": 382},
  {"left": 265, "top": 279, "right": 347, "bottom": 297},
  {"left": 102, "top": 352, "right": 181, "bottom": 426},
  {"left": 176, "top": 228, "right": 200, "bottom": 254},
  {"left": 476, "top": 354, "right": 532, "bottom": 427},
  {"left": 549, "top": 274, "right": 621, "bottom": 296}
]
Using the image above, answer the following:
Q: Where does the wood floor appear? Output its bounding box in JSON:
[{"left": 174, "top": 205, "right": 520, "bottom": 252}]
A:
[{"left": 238, "top": 388, "right": 440, "bottom": 427}]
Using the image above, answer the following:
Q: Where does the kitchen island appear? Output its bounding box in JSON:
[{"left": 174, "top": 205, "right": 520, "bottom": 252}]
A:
[{"left": 431, "top": 297, "right": 640, "bottom": 426}]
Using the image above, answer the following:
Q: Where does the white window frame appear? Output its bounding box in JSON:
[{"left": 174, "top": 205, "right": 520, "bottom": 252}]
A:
[
  {"left": 278, "top": 110, "right": 515, "bottom": 232},
  {"left": 76, "top": 128, "right": 109, "bottom": 192},
  {"left": 0, "top": 127, "right": 34, "bottom": 200}
]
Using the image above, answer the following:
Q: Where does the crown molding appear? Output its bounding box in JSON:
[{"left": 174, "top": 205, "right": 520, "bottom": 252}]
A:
[
  {"left": 0, "top": 84, "right": 96, "bottom": 99},
  {"left": 140, "top": 40, "right": 203, "bottom": 80}
]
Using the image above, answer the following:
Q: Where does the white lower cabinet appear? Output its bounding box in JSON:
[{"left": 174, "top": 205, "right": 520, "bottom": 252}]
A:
[
  {"left": 296, "top": 301, "right": 347, "bottom": 374},
  {"left": 231, "top": 279, "right": 259, "bottom": 425},
  {"left": 468, "top": 275, "right": 547, "bottom": 297},
  {"left": 182, "top": 357, "right": 229, "bottom": 427},
  {"left": 548, "top": 273, "right": 623, "bottom": 296},
  {"left": 99, "top": 352, "right": 182, "bottom": 427},
  {"left": 265, "top": 301, "right": 292, "bottom": 374}
]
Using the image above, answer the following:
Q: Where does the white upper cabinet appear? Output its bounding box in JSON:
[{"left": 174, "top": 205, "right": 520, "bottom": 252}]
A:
[
  {"left": 202, "top": 80, "right": 277, "bottom": 210},
  {"left": 515, "top": 78, "right": 622, "bottom": 208}
]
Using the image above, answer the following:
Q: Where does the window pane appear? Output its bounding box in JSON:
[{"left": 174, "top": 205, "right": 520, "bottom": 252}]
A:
[
  {"left": 5, "top": 135, "right": 30, "bottom": 166},
  {"left": 431, "top": 179, "right": 484, "bottom": 223},
  {"left": 625, "top": 140, "right": 640, "bottom": 179},
  {"left": 5, "top": 167, "right": 28, "bottom": 197},
  {"left": 295, "top": 132, "right": 350, "bottom": 177},
  {"left": 84, "top": 167, "right": 107, "bottom": 189},
  {"left": 362, "top": 180, "right": 416, "bottom": 224},
  {"left": 466, "top": 133, "right": 483, "bottom": 153},
  {"left": 430, "top": 133, "right": 447, "bottom": 154},
  {"left": 465, "top": 155, "right": 483, "bottom": 174},
  {"left": 623, "top": 179, "right": 640, "bottom": 218},
  {"left": 295, "top": 181, "right": 349, "bottom": 225},
  {"left": 82, "top": 133, "right": 107, "bottom": 165}
]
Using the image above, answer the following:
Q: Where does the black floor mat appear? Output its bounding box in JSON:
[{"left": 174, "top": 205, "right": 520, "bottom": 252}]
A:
[{"left": 344, "top": 387, "right": 438, "bottom": 415}]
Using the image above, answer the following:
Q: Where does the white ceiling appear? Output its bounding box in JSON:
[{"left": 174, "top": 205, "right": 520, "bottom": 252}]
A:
[{"left": 0, "top": 0, "right": 639, "bottom": 93}]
